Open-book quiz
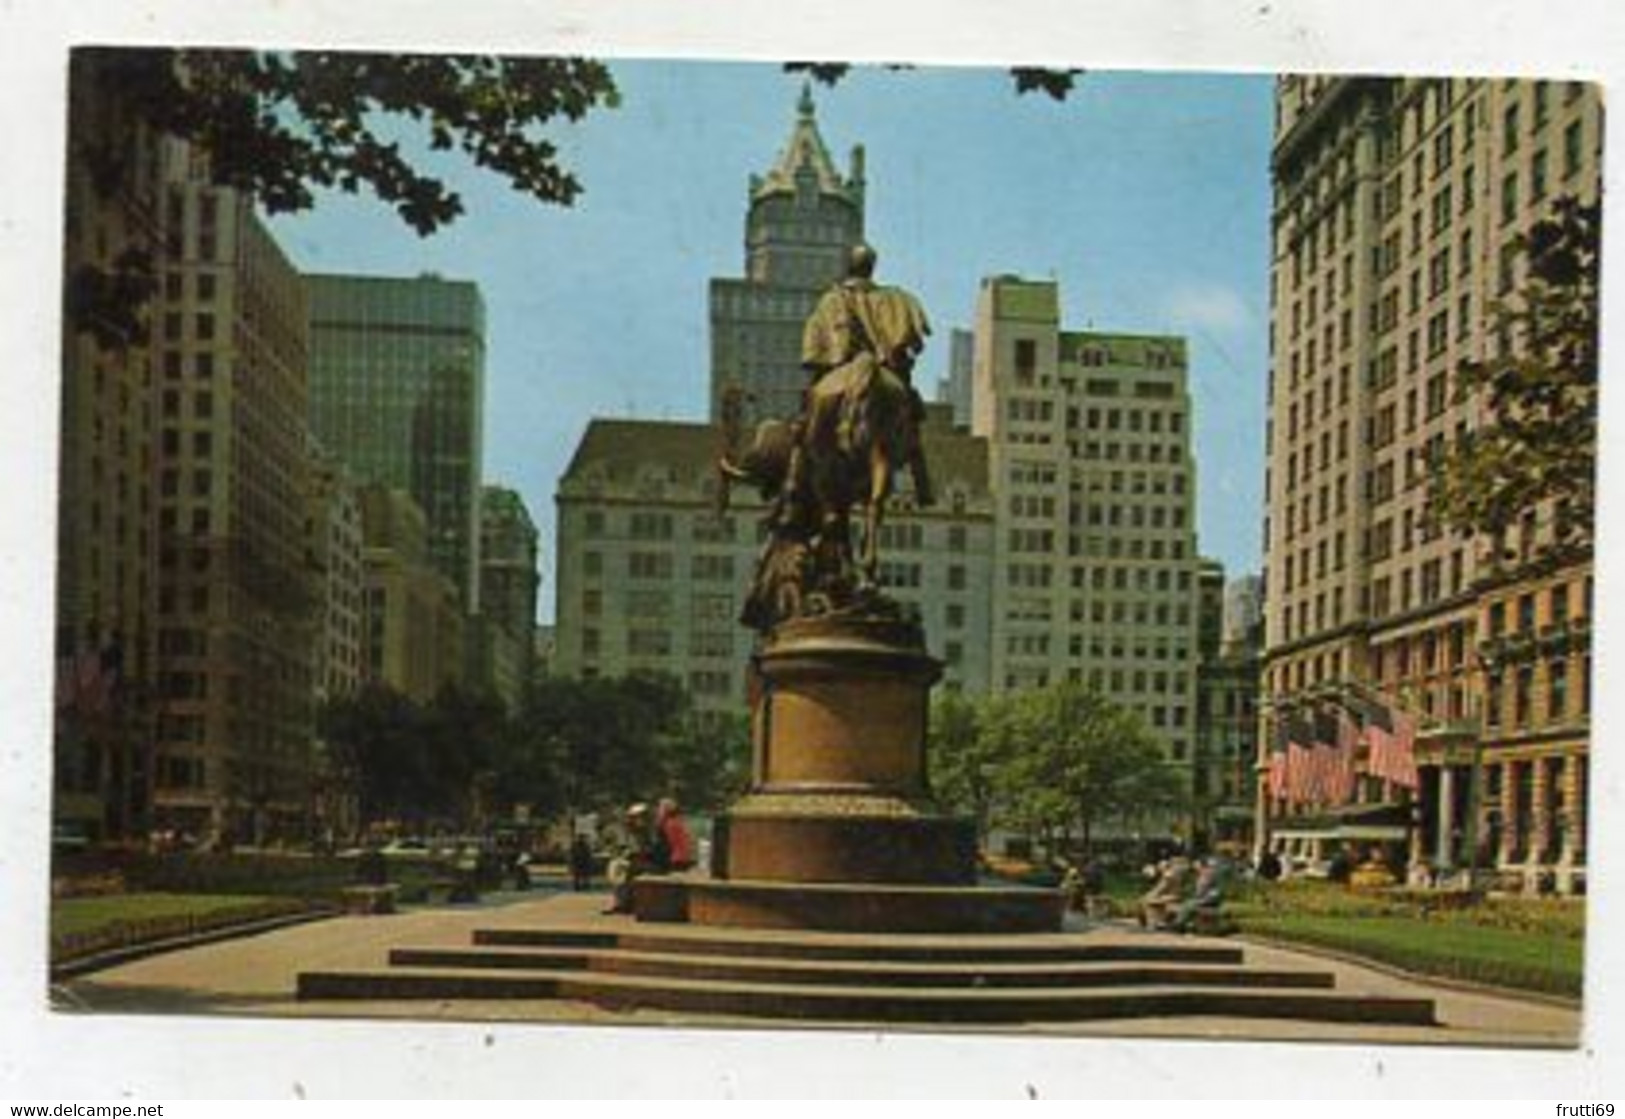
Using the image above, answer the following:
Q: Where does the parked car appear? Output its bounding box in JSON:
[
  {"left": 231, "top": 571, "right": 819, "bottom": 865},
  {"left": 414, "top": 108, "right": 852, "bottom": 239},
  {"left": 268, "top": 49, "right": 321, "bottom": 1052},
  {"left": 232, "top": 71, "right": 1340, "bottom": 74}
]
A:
[{"left": 380, "top": 837, "right": 430, "bottom": 858}]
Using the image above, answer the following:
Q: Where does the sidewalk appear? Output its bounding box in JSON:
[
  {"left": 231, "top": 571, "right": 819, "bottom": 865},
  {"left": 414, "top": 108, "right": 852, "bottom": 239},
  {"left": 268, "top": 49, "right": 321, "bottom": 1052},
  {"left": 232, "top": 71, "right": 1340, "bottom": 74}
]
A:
[{"left": 54, "top": 887, "right": 1581, "bottom": 1046}]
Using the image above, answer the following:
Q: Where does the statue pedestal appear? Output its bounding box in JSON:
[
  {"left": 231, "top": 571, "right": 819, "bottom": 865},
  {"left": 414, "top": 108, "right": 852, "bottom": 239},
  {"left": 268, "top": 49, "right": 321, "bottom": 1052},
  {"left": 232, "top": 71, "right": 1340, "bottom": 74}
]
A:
[
  {"left": 724, "top": 613, "right": 975, "bottom": 885},
  {"left": 637, "top": 612, "right": 1062, "bottom": 933}
]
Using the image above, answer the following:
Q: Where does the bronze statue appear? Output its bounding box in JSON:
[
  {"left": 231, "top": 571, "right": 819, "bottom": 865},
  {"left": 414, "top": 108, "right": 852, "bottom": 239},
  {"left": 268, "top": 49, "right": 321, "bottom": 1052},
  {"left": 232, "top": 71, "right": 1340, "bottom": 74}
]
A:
[{"left": 720, "top": 243, "right": 933, "bottom": 633}]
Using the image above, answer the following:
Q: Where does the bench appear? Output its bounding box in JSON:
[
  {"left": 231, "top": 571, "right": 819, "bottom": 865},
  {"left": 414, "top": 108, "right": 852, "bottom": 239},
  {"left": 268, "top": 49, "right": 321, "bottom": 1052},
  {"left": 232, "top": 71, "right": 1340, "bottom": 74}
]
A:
[
  {"left": 1186, "top": 903, "right": 1236, "bottom": 936},
  {"left": 423, "top": 876, "right": 480, "bottom": 904},
  {"left": 339, "top": 885, "right": 398, "bottom": 915}
]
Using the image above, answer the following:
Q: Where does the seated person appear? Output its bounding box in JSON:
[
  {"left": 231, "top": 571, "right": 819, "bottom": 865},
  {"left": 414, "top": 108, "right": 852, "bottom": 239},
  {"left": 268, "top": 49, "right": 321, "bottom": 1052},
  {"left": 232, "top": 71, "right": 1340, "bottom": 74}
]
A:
[
  {"left": 1139, "top": 857, "right": 1191, "bottom": 929},
  {"left": 1171, "top": 858, "right": 1226, "bottom": 933}
]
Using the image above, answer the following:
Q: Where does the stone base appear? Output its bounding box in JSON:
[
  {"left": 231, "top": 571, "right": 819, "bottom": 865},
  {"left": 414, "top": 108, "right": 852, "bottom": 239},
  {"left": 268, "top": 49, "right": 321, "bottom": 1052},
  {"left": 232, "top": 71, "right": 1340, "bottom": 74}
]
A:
[
  {"left": 633, "top": 875, "right": 1065, "bottom": 935},
  {"left": 721, "top": 792, "right": 976, "bottom": 885}
]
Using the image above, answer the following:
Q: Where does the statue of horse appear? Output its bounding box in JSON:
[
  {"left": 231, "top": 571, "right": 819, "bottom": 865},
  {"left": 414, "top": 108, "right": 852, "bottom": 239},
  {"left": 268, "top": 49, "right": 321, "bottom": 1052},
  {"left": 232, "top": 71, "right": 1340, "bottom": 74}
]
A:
[
  {"left": 799, "top": 350, "right": 917, "bottom": 586},
  {"left": 714, "top": 244, "right": 933, "bottom": 632}
]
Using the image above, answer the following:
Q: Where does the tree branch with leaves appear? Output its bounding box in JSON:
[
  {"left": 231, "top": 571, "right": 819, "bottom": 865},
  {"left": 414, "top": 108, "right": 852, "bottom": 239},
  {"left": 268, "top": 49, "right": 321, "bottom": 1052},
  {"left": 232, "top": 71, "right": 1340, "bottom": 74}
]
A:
[{"left": 1431, "top": 195, "right": 1600, "bottom": 560}]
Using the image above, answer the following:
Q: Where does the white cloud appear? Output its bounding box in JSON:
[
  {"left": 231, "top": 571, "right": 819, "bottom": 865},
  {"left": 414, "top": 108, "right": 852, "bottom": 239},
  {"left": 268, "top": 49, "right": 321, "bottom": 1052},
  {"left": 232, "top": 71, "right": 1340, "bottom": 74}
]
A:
[{"left": 1162, "top": 283, "right": 1254, "bottom": 334}]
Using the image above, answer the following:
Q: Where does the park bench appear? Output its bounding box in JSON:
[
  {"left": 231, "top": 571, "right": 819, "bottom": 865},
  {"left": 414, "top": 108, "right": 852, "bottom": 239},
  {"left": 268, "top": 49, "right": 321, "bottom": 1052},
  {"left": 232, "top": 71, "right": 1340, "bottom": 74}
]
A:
[{"left": 339, "top": 884, "right": 398, "bottom": 915}]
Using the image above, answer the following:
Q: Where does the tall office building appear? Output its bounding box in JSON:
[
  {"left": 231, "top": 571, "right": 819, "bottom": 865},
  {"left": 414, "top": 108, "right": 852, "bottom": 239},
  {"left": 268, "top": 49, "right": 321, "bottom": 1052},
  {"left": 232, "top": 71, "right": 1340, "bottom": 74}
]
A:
[
  {"left": 553, "top": 411, "right": 997, "bottom": 711},
  {"left": 305, "top": 452, "right": 365, "bottom": 706},
  {"left": 1263, "top": 77, "right": 1600, "bottom": 890},
  {"left": 147, "top": 171, "right": 315, "bottom": 842},
  {"left": 304, "top": 452, "right": 365, "bottom": 840},
  {"left": 709, "top": 86, "right": 866, "bottom": 427},
  {"left": 56, "top": 52, "right": 167, "bottom": 839},
  {"left": 972, "top": 276, "right": 1203, "bottom": 787},
  {"left": 1196, "top": 569, "right": 1263, "bottom": 850},
  {"left": 306, "top": 273, "right": 486, "bottom": 610},
  {"left": 937, "top": 328, "right": 976, "bottom": 430},
  {"left": 470, "top": 485, "right": 541, "bottom": 710},
  {"left": 358, "top": 486, "right": 465, "bottom": 704}
]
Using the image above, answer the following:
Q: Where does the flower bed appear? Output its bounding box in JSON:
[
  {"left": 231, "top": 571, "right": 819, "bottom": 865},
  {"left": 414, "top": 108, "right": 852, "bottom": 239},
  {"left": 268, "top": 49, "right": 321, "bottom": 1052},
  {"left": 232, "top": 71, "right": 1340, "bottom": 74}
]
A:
[{"left": 1229, "top": 880, "right": 1585, "bottom": 998}]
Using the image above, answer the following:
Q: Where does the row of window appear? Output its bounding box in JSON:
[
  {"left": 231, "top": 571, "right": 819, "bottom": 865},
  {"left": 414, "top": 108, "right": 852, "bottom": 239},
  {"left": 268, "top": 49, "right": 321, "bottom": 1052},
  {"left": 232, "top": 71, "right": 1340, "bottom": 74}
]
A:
[{"left": 1484, "top": 656, "right": 1590, "bottom": 729}]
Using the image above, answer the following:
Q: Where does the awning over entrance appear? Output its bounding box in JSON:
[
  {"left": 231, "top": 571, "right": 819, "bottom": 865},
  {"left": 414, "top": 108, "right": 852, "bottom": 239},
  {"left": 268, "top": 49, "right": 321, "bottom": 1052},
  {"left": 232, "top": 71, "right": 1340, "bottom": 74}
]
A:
[{"left": 1271, "top": 802, "right": 1411, "bottom": 843}]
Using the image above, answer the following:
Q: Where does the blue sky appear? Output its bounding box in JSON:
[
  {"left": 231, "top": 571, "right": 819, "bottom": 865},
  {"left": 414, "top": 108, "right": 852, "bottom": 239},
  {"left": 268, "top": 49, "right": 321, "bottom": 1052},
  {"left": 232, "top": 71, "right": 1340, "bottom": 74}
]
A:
[{"left": 269, "top": 60, "right": 1276, "bottom": 624}]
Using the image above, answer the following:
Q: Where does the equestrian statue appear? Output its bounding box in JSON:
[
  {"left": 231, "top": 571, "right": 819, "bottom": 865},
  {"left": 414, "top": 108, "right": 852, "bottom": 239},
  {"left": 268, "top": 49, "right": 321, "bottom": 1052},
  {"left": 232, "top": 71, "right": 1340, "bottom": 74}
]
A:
[{"left": 717, "top": 243, "right": 934, "bottom": 633}]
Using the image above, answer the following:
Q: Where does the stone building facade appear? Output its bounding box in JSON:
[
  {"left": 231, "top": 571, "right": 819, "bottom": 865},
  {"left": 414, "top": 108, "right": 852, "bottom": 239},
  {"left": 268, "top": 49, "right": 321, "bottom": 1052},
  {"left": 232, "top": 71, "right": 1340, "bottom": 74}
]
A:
[
  {"left": 358, "top": 486, "right": 465, "bottom": 705},
  {"left": 552, "top": 413, "right": 997, "bottom": 712},
  {"left": 147, "top": 172, "right": 316, "bottom": 842},
  {"left": 972, "top": 275, "right": 1204, "bottom": 791},
  {"left": 1262, "top": 76, "right": 1600, "bottom": 890},
  {"left": 56, "top": 52, "right": 168, "bottom": 839},
  {"left": 469, "top": 484, "right": 541, "bottom": 710},
  {"left": 709, "top": 86, "right": 866, "bottom": 428}
]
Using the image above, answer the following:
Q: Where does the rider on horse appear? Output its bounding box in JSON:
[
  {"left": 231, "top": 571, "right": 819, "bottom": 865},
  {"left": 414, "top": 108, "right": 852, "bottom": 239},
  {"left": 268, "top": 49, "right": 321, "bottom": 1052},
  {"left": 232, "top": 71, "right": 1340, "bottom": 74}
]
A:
[{"left": 799, "top": 243, "right": 934, "bottom": 508}]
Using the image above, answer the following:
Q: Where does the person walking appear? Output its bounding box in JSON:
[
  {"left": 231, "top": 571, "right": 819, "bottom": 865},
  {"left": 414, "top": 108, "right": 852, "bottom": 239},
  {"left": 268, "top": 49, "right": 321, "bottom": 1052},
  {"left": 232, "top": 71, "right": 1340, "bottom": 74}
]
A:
[{"left": 568, "top": 832, "right": 593, "bottom": 892}]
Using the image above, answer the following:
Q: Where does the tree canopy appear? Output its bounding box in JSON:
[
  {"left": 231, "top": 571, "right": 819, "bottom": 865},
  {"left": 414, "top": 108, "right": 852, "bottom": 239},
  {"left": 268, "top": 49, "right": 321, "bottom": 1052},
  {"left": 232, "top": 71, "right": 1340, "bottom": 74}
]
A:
[
  {"left": 77, "top": 48, "right": 619, "bottom": 235},
  {"left": 930, "top": 682, "right": 1186, "bottom": 855},
  {"left": 1431, "top": 195, "right": 1600, "bottom": 559},
  {"left": 318, "top": 673, "right": 746, "bottom": 833}
]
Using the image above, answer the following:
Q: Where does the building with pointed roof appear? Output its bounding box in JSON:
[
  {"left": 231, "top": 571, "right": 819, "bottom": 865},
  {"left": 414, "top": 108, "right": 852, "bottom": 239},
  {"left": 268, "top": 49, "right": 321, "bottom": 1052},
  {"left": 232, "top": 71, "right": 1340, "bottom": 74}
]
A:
[{"left": 709, "top": 86, "right": 867, "bottom": 426}]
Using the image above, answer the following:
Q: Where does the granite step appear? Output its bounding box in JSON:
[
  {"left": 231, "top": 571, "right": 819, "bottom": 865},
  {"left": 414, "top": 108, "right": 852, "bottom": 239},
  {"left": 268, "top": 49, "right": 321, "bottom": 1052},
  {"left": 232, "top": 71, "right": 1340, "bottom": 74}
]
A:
[
  {"left": 387, "top": 944, "right": 1334, "bottom": 992},
  {"left": 470, "top": 925, "right": 1245, "bottom": 966},
  {"left": 296, "top": 965, "right": 1436, "bottom": 1026}
]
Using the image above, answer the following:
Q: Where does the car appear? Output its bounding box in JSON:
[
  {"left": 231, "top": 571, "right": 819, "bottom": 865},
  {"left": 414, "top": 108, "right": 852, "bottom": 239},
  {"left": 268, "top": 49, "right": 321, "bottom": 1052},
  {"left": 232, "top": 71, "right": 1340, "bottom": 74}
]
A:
[
  {"left": 51, "top": 824, "right": 92, "bottom": 853},
  {"left": 380, "top": 837, "right": 430, "bottom": 858}
]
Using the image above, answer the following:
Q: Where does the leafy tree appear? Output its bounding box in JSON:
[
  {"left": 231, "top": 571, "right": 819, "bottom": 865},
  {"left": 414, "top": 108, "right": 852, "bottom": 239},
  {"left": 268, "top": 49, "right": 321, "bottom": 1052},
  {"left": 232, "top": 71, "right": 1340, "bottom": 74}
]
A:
[
  {"left": 319, "top": 684, "right": 429, "bottom": 825},
  {"left": 786, "top": 61, "right": 1083, "bottom": 101},
  {"left": 661, "top": 710, "right": 752, "bottom": 814},
  {"left": 66, "top": 48, "right": 619, "bottom": 344},
  {"left": 76, "top": 48, "right": 618, "bottom": 235},
  {"left": 927, "top": 689, "right": 1003, "bottom": 840},
  {"left": 1431, "top": 196, "right": 1600, "bottom": 559},
  {"left": 990, "top": 684, "right": 1185, "bottom": 856}
]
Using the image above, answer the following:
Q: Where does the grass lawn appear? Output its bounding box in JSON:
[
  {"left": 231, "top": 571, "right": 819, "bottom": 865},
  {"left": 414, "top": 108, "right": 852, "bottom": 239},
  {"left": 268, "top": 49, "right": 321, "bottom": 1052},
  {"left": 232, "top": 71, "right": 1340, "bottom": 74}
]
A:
[
  {"left": 53, "top": 892, "right": 281, "bottom": 939},
  {"left": 1231, "top": 895, "right": 1584, "bottom": 999},
  {"left": 51, "top": 892, "right": 314, "bottom": 963}
]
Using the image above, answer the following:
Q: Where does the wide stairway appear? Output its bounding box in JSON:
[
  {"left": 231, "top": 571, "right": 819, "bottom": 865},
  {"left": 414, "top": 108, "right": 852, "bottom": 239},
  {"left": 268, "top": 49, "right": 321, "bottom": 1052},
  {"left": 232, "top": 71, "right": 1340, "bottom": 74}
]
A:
[{"left": 297, "top": 922, "right": 1439, "bottom": 1026}]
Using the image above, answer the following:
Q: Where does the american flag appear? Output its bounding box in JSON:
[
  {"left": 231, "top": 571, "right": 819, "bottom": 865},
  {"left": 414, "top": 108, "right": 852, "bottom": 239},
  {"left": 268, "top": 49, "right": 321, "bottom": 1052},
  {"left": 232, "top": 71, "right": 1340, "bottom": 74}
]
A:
[
  {"left": 1285, "top": 713, "right": 1313, "bottom": 806},
  {"left": 1327, "top": 705, "right": 1360, "bottom": 804},
  {"left": 1267, "top": 714, "right": 1289, "bottom": 801},
  {"left": 1362, "top": 692, "right": 1420, "bottom": 790},
  {"left": 55, "top": 637, "right": 123, "bottom": 724},
  {"left": 1308, "top": 708, "right": 1341, "bottom": 805}
]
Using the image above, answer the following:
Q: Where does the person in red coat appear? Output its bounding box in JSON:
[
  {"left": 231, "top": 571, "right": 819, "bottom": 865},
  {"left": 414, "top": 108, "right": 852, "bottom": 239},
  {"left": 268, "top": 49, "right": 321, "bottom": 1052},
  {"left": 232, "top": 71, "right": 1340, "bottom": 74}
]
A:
[{"left": 655, "top": 798, "right": 695, "bottom": 872}]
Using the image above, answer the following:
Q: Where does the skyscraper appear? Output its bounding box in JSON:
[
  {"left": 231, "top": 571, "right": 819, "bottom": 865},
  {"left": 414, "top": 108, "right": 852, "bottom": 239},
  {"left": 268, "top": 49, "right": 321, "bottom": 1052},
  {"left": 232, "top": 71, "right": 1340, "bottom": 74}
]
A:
[
  {"left": 1262, "top": 77, "right": 1600, "bottom": 891},
  {"left": 305, "top": 272, "right": 486, "bottom": 611},
  {"left": 709, "top": 86, "right": 866, "bottom": 427},
  {"left": 471, "top": 485, "right": 541, "bottom": 709},
  {"left": 972, "top": 276, "right": 1204, "bottom": 788},
  {"left": 56, "top": 52, "right": 167, "bottom": 839},
  {"left": 148, "top": 172, "right": 315, "bottom": 843}
]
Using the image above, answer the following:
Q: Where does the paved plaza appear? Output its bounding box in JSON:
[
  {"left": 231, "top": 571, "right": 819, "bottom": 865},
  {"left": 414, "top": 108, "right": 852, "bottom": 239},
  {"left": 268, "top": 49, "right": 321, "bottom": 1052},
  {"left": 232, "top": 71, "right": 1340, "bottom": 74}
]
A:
[{"left": 52, "top": 888, "right": 1581, "bottom": 1047}]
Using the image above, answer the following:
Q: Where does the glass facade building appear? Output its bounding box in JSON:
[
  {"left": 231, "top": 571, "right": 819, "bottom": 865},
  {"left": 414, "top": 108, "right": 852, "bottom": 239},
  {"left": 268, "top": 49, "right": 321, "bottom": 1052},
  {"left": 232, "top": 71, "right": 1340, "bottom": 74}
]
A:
[{"left": 305, "top": 273, "right": 486, "bottom": 609}]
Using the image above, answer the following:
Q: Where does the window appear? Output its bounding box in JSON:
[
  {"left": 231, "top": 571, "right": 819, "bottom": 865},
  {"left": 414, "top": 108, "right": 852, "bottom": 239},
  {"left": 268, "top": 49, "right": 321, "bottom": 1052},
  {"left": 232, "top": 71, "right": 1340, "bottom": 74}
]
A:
[
  {"left": 1014, "top": 339, "right": 1037, "bottom": 383},
  {"left": 1514, "top": 665, "right": 1533, "bottom": 726},
  {"left": 1501, "top": 171, "right": 1518, "bottom": 226},
  {"left": 1549, "top": 659, "right": 1568, "bottom": 720},
  {"left": 1564, "top": 120, "right": 1584, "bottom": 178}
]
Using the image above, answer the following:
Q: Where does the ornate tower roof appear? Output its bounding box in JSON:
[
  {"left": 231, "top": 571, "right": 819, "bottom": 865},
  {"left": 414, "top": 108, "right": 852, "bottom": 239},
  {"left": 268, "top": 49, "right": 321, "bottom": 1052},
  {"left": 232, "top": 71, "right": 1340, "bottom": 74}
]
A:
[{"left": 750, "top": 83, "right": 860, "bottom": 202}]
